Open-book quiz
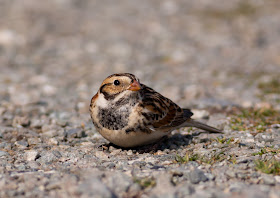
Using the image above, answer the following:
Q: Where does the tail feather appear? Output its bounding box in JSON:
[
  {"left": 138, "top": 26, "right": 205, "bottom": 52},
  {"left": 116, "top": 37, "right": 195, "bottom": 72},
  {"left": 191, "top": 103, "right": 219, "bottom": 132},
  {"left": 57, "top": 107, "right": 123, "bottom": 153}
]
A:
[{"left": 183, "top": 119, "right": 223, "bottom": 133}]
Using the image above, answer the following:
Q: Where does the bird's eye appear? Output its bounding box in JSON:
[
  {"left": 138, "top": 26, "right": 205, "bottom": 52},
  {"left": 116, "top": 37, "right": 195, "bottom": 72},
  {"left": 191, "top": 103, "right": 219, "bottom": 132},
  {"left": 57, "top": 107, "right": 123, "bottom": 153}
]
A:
[{"left": 114, "top": 80, "right": 120, "bottom": 86}]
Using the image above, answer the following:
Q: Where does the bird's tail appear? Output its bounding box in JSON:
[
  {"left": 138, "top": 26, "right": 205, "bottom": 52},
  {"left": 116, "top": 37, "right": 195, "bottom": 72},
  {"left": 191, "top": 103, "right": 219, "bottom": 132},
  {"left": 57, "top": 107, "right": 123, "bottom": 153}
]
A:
[{"left": 183, "top": 119, "right": 223, "bottom": 133}]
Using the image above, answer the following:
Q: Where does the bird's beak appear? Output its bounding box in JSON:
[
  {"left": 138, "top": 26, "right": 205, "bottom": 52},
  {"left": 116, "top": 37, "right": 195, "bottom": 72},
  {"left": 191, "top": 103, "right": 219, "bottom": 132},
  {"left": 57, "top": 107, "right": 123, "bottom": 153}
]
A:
[{"left": 128, "top": 80, "right": 141, "bottom": 91}]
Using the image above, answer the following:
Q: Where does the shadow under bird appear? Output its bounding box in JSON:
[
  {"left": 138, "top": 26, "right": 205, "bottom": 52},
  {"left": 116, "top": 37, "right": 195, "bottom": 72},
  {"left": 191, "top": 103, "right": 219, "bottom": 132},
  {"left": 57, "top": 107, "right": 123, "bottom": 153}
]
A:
[{"left": 90, "top": 73, "right": 222, "bottom": 148}]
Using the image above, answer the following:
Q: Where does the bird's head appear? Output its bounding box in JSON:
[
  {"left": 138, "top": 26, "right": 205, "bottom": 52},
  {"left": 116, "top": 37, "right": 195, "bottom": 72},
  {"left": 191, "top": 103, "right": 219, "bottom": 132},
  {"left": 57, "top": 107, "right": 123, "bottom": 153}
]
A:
[{"left": 98, "top": 73, "right": 141, "bottom": 100}]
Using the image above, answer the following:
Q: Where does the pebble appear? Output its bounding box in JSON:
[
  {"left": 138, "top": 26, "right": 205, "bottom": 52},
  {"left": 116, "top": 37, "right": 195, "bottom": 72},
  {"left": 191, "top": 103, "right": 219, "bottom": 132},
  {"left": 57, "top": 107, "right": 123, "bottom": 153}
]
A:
[
  {"left": 24, "top": 150, "right": 40, "bottom": 161},
  {"left": 64, "top": 128, "right": 81, "bottom": 138},
  {"left": 28, "top": 138, "right": 42, "bottom": 145},
  {"left": 187, "top": 169, "right": 208, "bottom": 184},
  {"left": 37, "top": 151, "right": 60, "bottom": 164},
  {"left": 228, "top": 183, "right": 244, "bottom": 193},
  {"left": 204, "top": 173, "right": 215, "bottom": 181},
  {"left": 274, "top": 176, "right": 280, "bottom": 183},
  {"left": 262, "top": 175, "right": 276, "bottom": 186},
  {"left": 79, "top": 177, "right": 114, "bottom": 198},
  {"left": 103, "top": 172, "right": 133, "bottom": 196},
  {"left": 15, "top": 140, "right": 29, "bottom": 149},
  {"left": 12, "top": 116, "right": 30, "bottom": 127},
  {"left": 175, "top": 184, "right": 195, "bottom": 197},
  {"left": 47, "top": 138, "right": 58, "bottom": 145},
  {"left": 0, "top": 151, "right": 9, "bottom": 157},
  {"left": 127, "top": 183, "right": 141, "bottom": 198}
]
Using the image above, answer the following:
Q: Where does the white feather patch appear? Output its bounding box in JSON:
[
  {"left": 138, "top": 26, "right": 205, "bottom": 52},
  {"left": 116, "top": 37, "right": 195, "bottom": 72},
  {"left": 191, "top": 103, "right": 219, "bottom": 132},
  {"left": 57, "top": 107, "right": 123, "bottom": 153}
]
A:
[{"left": 95, "top": 93, "right": 109, "bottom": 108}]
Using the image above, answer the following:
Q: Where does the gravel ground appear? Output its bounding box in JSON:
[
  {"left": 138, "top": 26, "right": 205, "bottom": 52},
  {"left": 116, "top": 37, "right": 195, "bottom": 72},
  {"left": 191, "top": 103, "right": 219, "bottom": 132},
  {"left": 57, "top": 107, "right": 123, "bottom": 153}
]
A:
[{"left": 0, "top": 0, "right": 280, "bottom": 197}]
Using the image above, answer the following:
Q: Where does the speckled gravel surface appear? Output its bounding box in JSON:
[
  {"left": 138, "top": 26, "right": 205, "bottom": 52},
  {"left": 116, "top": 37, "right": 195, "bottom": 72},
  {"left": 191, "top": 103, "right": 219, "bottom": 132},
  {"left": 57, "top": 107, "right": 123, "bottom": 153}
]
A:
[{"left": 1, "top": 0, "right": 280, "bottom": 197}]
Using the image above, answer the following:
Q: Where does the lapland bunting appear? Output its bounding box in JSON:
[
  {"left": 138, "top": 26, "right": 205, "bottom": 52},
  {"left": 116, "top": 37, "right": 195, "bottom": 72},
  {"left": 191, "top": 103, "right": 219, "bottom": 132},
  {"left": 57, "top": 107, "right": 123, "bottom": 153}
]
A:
[{"left": 90, "top": 73, "right": 222, "bottom": 147}]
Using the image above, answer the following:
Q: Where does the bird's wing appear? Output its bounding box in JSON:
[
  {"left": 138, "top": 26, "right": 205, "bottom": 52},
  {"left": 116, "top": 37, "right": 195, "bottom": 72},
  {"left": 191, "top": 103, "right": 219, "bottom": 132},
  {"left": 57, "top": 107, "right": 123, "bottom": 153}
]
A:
[{"left": 139, "top": 85, "right": 192, "bottom": 132}]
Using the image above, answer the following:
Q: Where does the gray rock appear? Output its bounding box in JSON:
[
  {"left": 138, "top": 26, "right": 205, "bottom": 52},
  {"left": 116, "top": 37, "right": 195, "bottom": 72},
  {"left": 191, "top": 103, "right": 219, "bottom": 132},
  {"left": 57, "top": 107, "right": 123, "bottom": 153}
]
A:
[
  {"left": 24, "top": 150, "right": 40, "bottom": 161},
  {"left": 239, "top": 186, "right": 270, "bottom": 198},
  {"left": 30, "top": 119, "right": 45, "bottom": 128},
  {"left": 262, "top": 175, "right": 276, "bottom": 185},
  {"left": 187, "top": 169, "right": 208, "bottom": 184},
  {"left": 12, "top": 116, "right": 30, "bottom": 127},
  {"left": 47, "top": 137, "right": 58, "bottom": 145},
  {"left": 64, "top": 128, "right": 85, "bottom": 138},
  {"left": 0, "top": 142, "right": 6, "bottom": 148},
  {"left": 228, "top": 183, "right": 245, "bottom": 193},
  {"left": 79, "top": 177, "right": 115, "bottom": 198},
  {"left": 0, "top": 151, "right": 9, "bottom": 157},
  {"left": 204, "top": 173, "right": 215, "bottom": 181},
  {"left": 27, "top": 161, "right": 40, "bottom": 170},
  {"left": 15, "top": 163, "right": 27, "bottom": 171},
  {"left": 237, "top": 172, "right": 247, "bottom": 180},
  {"left": 103, "top": 172, "right": 132, "bottom": 196},
  {"left": 175, "top": 184, "right": 195, "bottom": 197},
  {"left": 27, "top": 137, "right": 41, "bottom": 145},
  {"left": 15, "top": 140, "right": 29, "bottom": 149},
  {"left": 236, "top": 157, "right": 251, "bottom": 164},
  {"left": 52, "top": 150, "right": 62, "bottom": 158},
  {"left": 37, "top": 151, "right": 60, "bottom": 164},
  {"left": 127, "top": 183, "right": 141, "bottom": 198}
]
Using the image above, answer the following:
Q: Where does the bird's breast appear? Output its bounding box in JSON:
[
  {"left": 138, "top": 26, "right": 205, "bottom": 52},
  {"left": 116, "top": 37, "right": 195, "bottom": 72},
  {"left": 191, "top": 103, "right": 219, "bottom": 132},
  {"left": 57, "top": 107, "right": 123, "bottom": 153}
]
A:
[{"left": 97, "top": 105, "right": 131, "bottom": 131}]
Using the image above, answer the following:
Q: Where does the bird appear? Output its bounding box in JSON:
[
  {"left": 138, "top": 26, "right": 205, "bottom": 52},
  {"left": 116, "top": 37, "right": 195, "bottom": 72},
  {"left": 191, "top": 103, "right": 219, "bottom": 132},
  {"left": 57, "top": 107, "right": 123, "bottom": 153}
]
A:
[{"left": 89, "top": 73, "right": 222, "bottom": 148}]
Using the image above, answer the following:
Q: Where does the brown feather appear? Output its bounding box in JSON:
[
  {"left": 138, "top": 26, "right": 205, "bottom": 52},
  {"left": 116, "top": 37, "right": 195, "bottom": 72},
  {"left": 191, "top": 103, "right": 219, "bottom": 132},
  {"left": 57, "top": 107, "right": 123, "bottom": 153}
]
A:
[
  {"left": 90, "top": 93, "right": 98, "bottom": 108},
  {"left": 140, "top": 85, "right": 188, "bottom": 132}
]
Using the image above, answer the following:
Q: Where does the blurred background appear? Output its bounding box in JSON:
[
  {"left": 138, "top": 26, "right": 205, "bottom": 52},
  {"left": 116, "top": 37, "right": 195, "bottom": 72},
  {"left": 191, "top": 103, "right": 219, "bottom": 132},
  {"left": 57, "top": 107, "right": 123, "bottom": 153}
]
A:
[{"left": 0, "top": 0, "right": 279, "bottom": 115}]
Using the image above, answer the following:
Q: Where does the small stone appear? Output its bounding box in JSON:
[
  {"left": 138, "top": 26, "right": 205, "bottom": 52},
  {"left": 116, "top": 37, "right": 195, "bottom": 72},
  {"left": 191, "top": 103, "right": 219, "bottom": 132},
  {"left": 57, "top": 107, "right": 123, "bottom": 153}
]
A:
[
  {"left": 186, "top": 161, "right": 199, "bottom": 168},
  {"left": 0, "top": 29, "right": 25, "bottom": 46},
  {"left": 107, "top": 162, "right": 116, "bottom": 169},
  {"left": 127, "top": 183, "right": 141, "bottom": 198},
  {"left": 245, "top": 138, "right": 255, "bottom": 143},
  {"left": 27, "top": 161, "right": 40, "bottom": 170},
  {"left": 64, "top": 128, "right": 82, "bottom": 138},
  {"left": 110, "top": 149, "right": 122, "bottom": 155},
  {"left": 271, "top": 124, "right": 280, "bottom": 128},
  {"left": 236, "top": 157, "right": 250, "bottom": 164},
  {"left": 204, "top": 173, "right": 215, "bottom": 181},
  {"left": 126, "top": 150, "right": 133, "bottom": 156},
  {"left": 237, "top": 173, "right": 247, "bottom": 180},
  {"left": 15, "top": 164, "right": 27, "bottom": 171},
  {"left": 31, "top": 119, "right": 45, "bottom": 128},
  {"left": 15, "top": 140, "right": 29, "bottom": 149},
  {"left": 52, "top": 150, "right": 62, "bottom": 158},
  {"left": 12, "top": 116, "right": 30, "bottom": 127},
  {"left": 79, "top": 177, "right": 114, "bottom": 198},
  {"left": 95, "top": 151, "right": 109, "bottom": 160},
  {"left": 262, "top": 175, "right": 276, "bottom": 185},
  {"left": 28, "top": 138, "right": 41, "bottom": 145},
  {"left": 104, "top": 172, "right": 133, "bottom": 196},
  {"left": 38, "top": 151, "right": 59, "bottom": 164},
  {"left": 47, "top": 138, "right": 58, "bottom": 145},
  {"left": 42, "top": 129, "right": 58, "bottom": 137},
  {"left": 270, "top": 189, "right": 280, "bottom": 198},
  {"left": 24, "top": 150, "right": 40, "bottom": 161},
  {"left": 0, "top": 142, "right": 8, "bottom": 149},
  {"left": 175, "top": 184, "right": 195, "bottom": 197},
  {"left": 42, "top": 84, "right": 57, "bottom": 96},
  {"left": 45, "top": 181, "right": 61, "bottom": 191},
  {"left": 274, "top": 176, "right": 280, "bottom": 183},
  {"left": 0, "top": 151, "right": 9, "bottom": 157},
  {"left": 187, "top": 169, "right": 208, "bottom": 184},
  {"left": 228, "top": 183, "right": 244, "bottom": 192},
  {"left": 0, "top": 107, "right": 6, "bottom": 115},
  {"left": 56, "top": 119, "right": 68, "bottom": 127}
]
